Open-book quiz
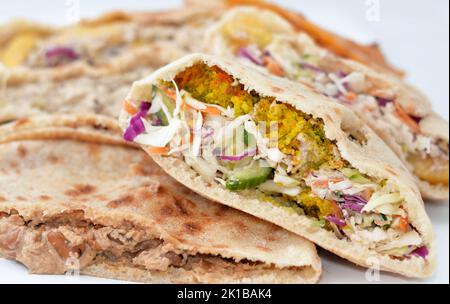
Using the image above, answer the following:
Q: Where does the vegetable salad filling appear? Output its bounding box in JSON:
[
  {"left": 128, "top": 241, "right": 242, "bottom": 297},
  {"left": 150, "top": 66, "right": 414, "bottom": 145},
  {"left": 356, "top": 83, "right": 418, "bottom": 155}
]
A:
[
  {"left": 234, "top": 40, "right": 449, "bottom": 188},
  {"left": 122, "top": 63, "right": 428, "bottom": 259}
]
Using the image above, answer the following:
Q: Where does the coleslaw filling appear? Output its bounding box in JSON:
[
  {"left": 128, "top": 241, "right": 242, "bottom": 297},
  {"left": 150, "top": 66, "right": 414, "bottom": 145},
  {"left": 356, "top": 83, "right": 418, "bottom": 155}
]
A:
[
  {"left": 123, "top": 64, "right": 427, "bottom": 259},
  {"left": 234, "top": 40, "right": 449, "bottom": 187}
]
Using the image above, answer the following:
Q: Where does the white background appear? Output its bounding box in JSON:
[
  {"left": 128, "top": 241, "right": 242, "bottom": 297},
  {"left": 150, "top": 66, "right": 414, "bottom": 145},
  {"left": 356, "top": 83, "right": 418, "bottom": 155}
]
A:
[{"left": 0, "top": 0, "right": 448, "bottom": 284}]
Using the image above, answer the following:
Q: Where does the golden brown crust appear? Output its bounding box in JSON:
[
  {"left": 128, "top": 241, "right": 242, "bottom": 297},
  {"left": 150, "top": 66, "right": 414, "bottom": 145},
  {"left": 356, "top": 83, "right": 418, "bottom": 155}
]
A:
[{"left": 0, "top": 114, "right": 321, "bottom": 283}]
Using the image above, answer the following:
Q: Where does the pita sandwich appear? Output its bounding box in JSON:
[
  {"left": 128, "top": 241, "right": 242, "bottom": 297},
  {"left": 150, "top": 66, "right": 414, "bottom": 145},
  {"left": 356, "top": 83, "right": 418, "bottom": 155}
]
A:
[
  {"left": 0, "top": 114, "right": 321, "bottom": 284},
  {"left": 203, "top": 7, "right": 449, "bottom": 200},
  {"left": 120, "top": 53, "right": 436, "bottom": 278},
  {"left": 0, "top": 68, "right": 157, "bottom": 125},
  {"left": 0, "top": 7, "right": 223, "bottom": 85},
  {"left": 1, "top": 0, "right": 402, "bottom": 83},
  {"left": 186, "top": 0, "right": 404, "bottom": 77},
  {"left": 0, "top": 6, "right": 220, "bottom": 124}
]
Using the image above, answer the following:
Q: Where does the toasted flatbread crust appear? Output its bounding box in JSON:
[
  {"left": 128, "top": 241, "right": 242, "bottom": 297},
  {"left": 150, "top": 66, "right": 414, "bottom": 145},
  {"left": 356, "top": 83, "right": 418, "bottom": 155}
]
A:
[
  {"left": 122, "top": 54, "right": 436, "bottom": 278},
  {"left": 0, "top": 114, "right": 125, "bottom": 146},
  {"left": 0, "top": 6, "right": 222, "bottom": 125},
  {"left": 203, "top": 7, "right": 449, "bottom": 200},
  {"left": 82, "top": 257, "right": 319, "bottom": 284},
  {"left": 0, "top": 6, "right": 223, "bottom": 86},
  {"left": 0, "top": 114, "right": 321, "bottom": 284}
]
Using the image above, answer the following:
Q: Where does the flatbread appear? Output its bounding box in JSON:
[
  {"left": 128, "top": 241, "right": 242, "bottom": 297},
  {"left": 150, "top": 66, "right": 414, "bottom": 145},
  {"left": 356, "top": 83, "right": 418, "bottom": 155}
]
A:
[
  {"left": 0, "top": 114, "right": 321, "bottom": 284},
  {"left": 0, "top": 7, "right": 223, "bottom": 85},
  {"left": 122, "top": 53, "right": 436, "bottom": 278},
  {"left": 0, "top": 6, "right": 221, "bottom": 125},
  {"left": 186, "top": 0, "right": 404, "bottom": 76},
  {"left": 203, "top": 7, "right": 449, "bottom": 200}
]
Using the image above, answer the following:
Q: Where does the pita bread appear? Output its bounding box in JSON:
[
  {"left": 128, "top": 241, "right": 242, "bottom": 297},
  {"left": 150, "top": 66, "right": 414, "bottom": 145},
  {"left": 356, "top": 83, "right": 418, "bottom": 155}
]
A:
[
  {"left": 0, "top": 6, "right": 221, "bottom": 124},
  {"left": 0, "top": 68, "right": 155, "bottom": 124},
  {"left": 121, "top": 53, "right": 436, "bottom": 278},
  {"left": 203, "top": 7, "right": 449, "bottom": 200},
  {"left": 0, "top": 114, "right": 321, "bottom": 284},
  {"left": 186, "top": 0, "right": 404, "bottom": 77},
  {"left": 0, "top": 6, "right": 223, "bottom": 86}
]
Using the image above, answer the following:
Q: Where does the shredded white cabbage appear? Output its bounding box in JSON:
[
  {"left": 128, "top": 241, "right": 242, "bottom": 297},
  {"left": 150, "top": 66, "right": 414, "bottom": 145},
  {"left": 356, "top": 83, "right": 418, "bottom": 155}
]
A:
[
  {"left": 376, "top": 230, "right": 422, "bottom": 252},
  {"left": 191, "top": 111, "right": 203, "bottom": 157},
  {"left": 362, "top": 192, "right": 404, "bottom": 214},
  {"left": 267, "top": 148, "right": 285, "bottom": 163},
  {"left": 329, "top": 180, "right": 353, "bottom": 191},
  {"left": 274, "top": 172, "right": 300, "bottom": 187},
  {"left": 214, "top": 115, "right": 251, "bottom": 150},
  {"left": 136, "top": 119, "right": 182, "bottom": 148},
  {"left": 329, "top": 73, "right": 348, "bottom": 95},
  {"left": 182, "top": 91, "right": 207, "bottom": 111},
  {"left": 171, "top": 80, "right": 183, "bottom": 117},
  {"left": 259, "top": 180, "right": 301, "bottom": 196},
  {"left": 342, "top": 72, "right": 366, "bottom": 93},
  {"left": 185, "top": 156, "right": 217, "bottom": 183},
  {"left": 375, "top": 203, "right": 407, "bottom": 217},
  {"left": 149, "top": 93, "right": 163, "bottom": 114}
]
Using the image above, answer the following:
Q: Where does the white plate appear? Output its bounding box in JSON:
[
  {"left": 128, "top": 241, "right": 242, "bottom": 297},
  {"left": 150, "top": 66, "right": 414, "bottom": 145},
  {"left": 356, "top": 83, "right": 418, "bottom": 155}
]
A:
[{"left": 0, "top": 0, "right": 448, "bottom": 284}]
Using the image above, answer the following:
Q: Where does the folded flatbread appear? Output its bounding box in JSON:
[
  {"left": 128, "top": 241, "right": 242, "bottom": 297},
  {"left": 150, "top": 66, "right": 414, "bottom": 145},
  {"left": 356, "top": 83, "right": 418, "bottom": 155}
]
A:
[
  {"left": 0, "top": 6, "right": 219, "bottom": 125},
  {"left": 0, "top": 115, "right": 321, "bottom": 284},
  {"left": 1, "top": 0, "right": 403, "bottom": 84},
  {"left": 0, "top": 7, "right": 222, "bottom": 85},
  {"left": 120, "top": 53, "right": 436, "bottom": 277},
  {"left": 186, "top": 0, "right": 404, "bottom": 77},
  {"left": 203, "top": 7, "right": 449, "bottom": 200},
  {"left": 0, "top": 68, "right": 156, "bottom": 124}
]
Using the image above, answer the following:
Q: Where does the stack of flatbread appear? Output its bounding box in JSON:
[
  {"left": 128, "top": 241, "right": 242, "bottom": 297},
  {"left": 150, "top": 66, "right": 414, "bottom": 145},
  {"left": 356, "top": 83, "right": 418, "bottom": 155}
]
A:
[{"left": 0, "top": 0, "right": 447, "bottom": 283}]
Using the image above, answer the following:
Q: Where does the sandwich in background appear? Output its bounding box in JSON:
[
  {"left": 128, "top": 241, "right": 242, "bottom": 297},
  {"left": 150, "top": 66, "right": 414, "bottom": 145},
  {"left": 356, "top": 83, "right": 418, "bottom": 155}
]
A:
[{"left": 204, "top": 7, "right": 449, "bottom": 200}]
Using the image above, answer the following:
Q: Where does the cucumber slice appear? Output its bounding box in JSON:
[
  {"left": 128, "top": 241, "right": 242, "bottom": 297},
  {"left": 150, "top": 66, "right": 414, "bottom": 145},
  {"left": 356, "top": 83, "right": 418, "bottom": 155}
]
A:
[
  {"left": 226, "top": 162, "right": 273, "bottom": 191},
  {"left": 153, "top": 85, "right": 176, "bottom": 126},
  {"left": 244, "top": 129, "right": 249, "bottom": 146},
  {"left": 244, "top": 129, "right": 256, "bottom": 149}
]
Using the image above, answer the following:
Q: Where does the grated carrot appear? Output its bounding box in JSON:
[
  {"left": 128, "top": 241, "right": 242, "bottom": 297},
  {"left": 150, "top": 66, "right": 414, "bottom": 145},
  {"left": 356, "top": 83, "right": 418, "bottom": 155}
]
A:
[
  {"left": 345, "top": 92, "right": 357, "bottom": 102},
  {"left": 123, "top": 100, "right": 138, "bottom": 115},
  {"left": 398, "top": 216, "right": 409, "bottom": 233},
  {"left": 394, "top": 103, "right": 420, "bottom": 133},
  {"left": 146, "top": 146, "right": 169, "bottom": 155},
  {"left": 311, "top": 180, "right": 329, "bottom": 188},
  {"left": 163, "top": 88, "right": 177, "bottom": 100},
  {"left": 202, "top": 106, "right": 222, "bottom": 115},
  {"left": 263, "top": 55, "right": 285, "bottom": 77},
  {"left": 328, "top": 177, "right": 345, "bottom": 183}
]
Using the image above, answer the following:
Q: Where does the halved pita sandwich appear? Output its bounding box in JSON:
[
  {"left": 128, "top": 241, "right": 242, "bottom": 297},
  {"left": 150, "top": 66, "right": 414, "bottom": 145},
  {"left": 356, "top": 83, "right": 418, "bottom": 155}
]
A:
[
  {"left": 120, "top": 53, "right": 436, "bottom": 278},
  {"left": 203, "top": 7, "right": 449, "bottom": 200},
  {"left": 186, "top": 0, "right": 404, "bottom": 77},
  {"left": 0, "top": 114, "right": 321, "bottom": 284},
  {"left": 0, "top": 68, "right": 155, "bottom": 124},
  {"left": 0, "top": 7, "right": 222, "bottom": 85},
  {"left": 1, "top": 0, "right": 403, "bottom": 84},
  {"left": 0, "top": 6, "right": 219, "bottom": 124}
]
